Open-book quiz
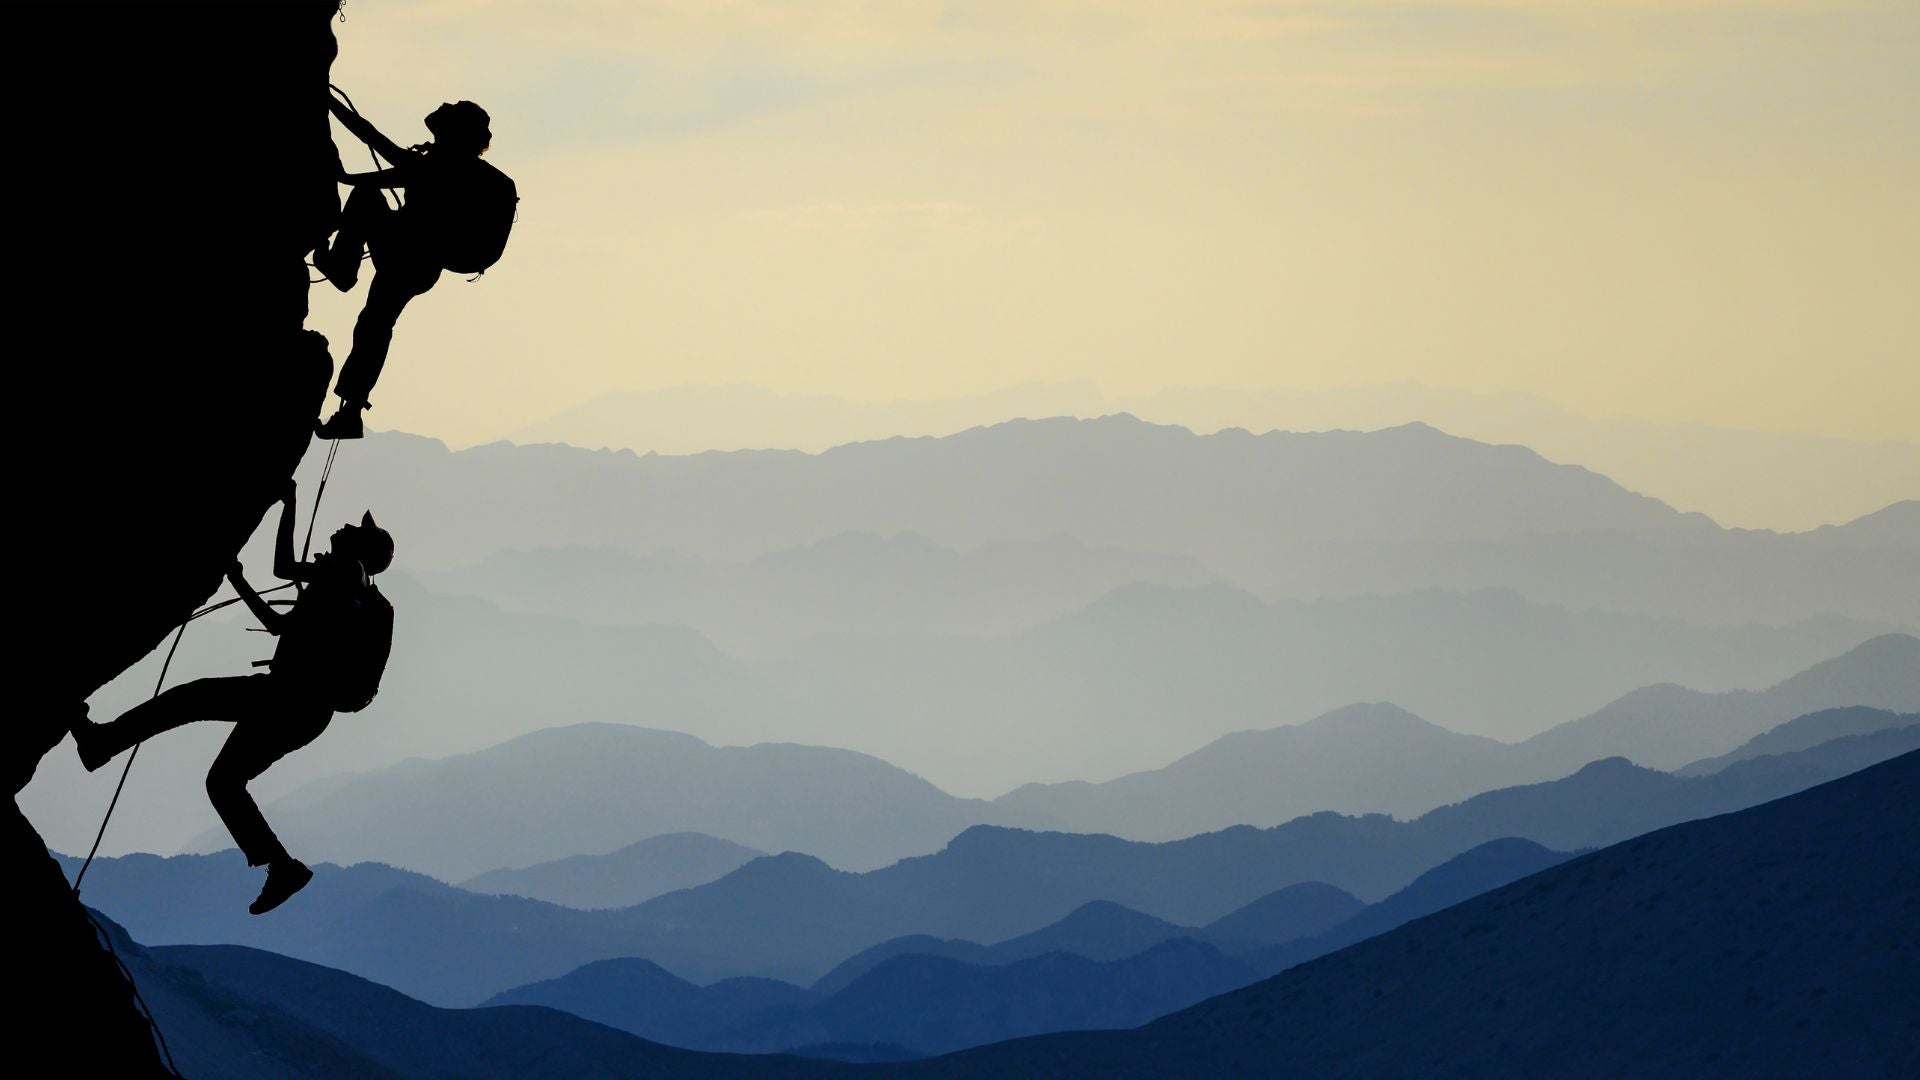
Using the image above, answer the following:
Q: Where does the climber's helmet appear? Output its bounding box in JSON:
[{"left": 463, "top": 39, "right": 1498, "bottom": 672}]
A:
[
  {"left": 425, "top": 100, "right": 491, "bottom": 158},
  {"left": 331, "top": 511, "right": 395, "bottom": 576}
]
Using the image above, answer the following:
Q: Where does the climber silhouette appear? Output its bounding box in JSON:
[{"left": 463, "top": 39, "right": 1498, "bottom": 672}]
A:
[
  {"left": 313, "top": 93, "right": 517, "bottom": 439},
  {"left": 72, "top": 481, "right": 396, "bottom": 915}
]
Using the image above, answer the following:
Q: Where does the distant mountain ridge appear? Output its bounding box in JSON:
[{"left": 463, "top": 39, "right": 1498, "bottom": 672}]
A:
[
  {"left": 258, "top": 419, "right": 1917, "bottom": 628},
  {"left": 909, "top": 751, "right": 1920, "bottom": 1077},
  {"left": 105, "top": 750, "right": 1920, "bottom": 1077},
  {"left": 462, "top": 833, "right": 766, "bottom": 909},
  {"left": 418, "top": 533, "right": 1216, "bottom": 653},
  {"left": 487, "top": 843, "right": 1555, "bottom": 1057},
  {"left": 1675, "top": 707, "right": 1918, "bottom": 777},
  {"left": 1515, "top": 633, "right": 1920, "bottom": 772},
  {"left": 998, "top": 636, "right": 1920, "bottom": 839},
  {"left": 190, "top": 724, "right": 1017, "bottom": 880},
  {"left": 68, "top": 727, "right": 1913, "bottom": 1004},
  {"left": 503, "top": 381, "right": 1920, "bottom": 532}
]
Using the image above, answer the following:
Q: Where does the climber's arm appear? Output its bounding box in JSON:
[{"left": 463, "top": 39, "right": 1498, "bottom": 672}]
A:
[
  {"left": 227, "top": 563, "right": 288, "bottom": 636},
  {"left": 272, "top": 481, "right": 314, "bottom": 583},
  {"left": 340, "top": 167, "right": 411, "bottom": 190},
  {"left": 329, "top": 95, "right": 414, "bottom": 165}
]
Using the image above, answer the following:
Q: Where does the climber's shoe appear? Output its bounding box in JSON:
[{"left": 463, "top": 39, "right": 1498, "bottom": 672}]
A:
[
  {"left": 250, "top": 859, "right": 314, "bottom": 915},
  {"left": 71, "top": 715, "right": 115, "bottom": 773},
  {"left": 312, "top": 242, "right": 358, "bottom": 293},
  {"left": 315, "top": 407, "right": 365, "bottom": 440}
]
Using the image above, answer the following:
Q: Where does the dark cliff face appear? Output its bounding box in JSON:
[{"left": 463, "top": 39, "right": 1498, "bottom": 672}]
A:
[{"left": 9, "top": 3, "right": 343, "bottom": 1071}]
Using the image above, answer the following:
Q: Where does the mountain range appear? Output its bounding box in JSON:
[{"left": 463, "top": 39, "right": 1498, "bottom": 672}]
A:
[
  {"left": 190, "top": 723, "right": 1019, "bottom": 880},
  {"left": 461, "top": 833, "right": 767, "bottom": 909},
  {"left": 418, "top": 533, "right": 1216, "bottom": 654},
  {"left": 33, "top": 585, "right": 1906, "bottom": 862},
  {"left": 502, "top": 381, "right": 1920, "bottom": 533},
  {"left": 92, "top": 751, "right": 1918, "bottom": 1075},
  {"left": 484, "top": 840, "right": 1558, "bottom": 1056},
  {"left": 187, "top": 643, "right": 1920, "bottom": 879},
  {"left": 999, "top": 639, "right": 1920, "bottom": 839},
  {"left": 263, "top": 420, "right": 1918, "bottom": 627},
  {"left": 67, "top": 724, "right": 1913, "bottom": 1003},
  {"left": 909, "top": 749, "right": 1920, "bottom": 1077},
  {"left": 1675, "top": 706, "right": 1919, "bottom": 777}
]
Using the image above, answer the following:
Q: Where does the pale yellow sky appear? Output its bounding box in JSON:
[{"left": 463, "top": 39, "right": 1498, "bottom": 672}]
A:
[{"left": 311, "top": 0, "right": 1919, "bottom": 448}]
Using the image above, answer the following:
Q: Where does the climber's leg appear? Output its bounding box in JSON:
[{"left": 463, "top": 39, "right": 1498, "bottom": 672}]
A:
[
  {"left": 313, "top": 185, "right": 390, "bottom": 293},
  {"left": 203, "top": 695, "right": 331, "bottom": 915},
  {"left": 203, "top": 697, "right": 331, "bottom": 869},
  {"left": 73, "top": 675, "right": 264, "bottom": 773},
  {"left": 318, "top": 256, "right": 439, "bottom": 440}
]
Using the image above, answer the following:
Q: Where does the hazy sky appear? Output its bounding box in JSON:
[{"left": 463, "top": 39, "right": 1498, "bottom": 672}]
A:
[{"left": 314, "top": 0, "right": 1919, "bottom": 448}]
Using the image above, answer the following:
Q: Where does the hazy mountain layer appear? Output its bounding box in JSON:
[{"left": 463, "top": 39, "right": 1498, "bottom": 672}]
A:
[
  {"left": 484, "top": 839, "right": 1547, "bottom": 1059},
  {"left": 504, "top": 381, "right": 1920, "bottom": 532},
  {"left": 269, "top": 420, "right": 1919, "bottom": 627},
  {"left": 1514, "top": 634, "right": 1920, "bottom": 771},
  {"left": 194, "top": 724, "right": 1019, "bottom": 880},
  {"left": 462, "top": 833, "right": 766, "bottom": 909},
  {"left": 909, "top": 751, "right": 1920, "bottom": 1077},
  {"left": 113, "top": 919, "right": 850, "bottom": 1080},
  {"left": 66, "top": 731, "right": 1908, "bottom": 1003},
  {"left": 1675, "top": 707, "right": 1918, "bottom": 777},
  {"left": 419, "top": 534, "right": 1215, "bottom": 654},
  {"left": 27, "top": 590, "right": 1903, "bottom": 865},
  {"left": 999, "top": 637, "right": 1920, "bottom": 839}
]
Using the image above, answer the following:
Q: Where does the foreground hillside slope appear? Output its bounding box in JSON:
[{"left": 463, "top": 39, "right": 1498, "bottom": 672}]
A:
[{"left": 913, "top": 750, "right": 1920, "bottom": 1078}]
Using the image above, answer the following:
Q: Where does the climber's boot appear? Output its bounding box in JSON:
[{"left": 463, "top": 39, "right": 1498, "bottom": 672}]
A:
[
  {"left": 250, "top": 858, "right": 314, "bottom": 915},
  {"left": 315, "top": 405, "right": 366, "bottom": 440},
  {"left": 70, "top": 713, "right": 116, "bottom": 773},
  {"left": 312, "top": 237, "right": 360, "bottom": 293}
]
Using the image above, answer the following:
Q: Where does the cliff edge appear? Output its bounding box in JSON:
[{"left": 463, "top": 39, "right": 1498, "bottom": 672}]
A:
[{"left": 9, "top": 3, "right": 345, "bottom": 1071}]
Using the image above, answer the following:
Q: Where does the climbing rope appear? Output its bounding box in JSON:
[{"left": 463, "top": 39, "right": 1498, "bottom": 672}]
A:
[
  {"left": 310, "top": 83, "right": 396, "bottom": 282},
  {"left": 330, "top": 83, "right": 403, "bottom": 208},
  {"left": 81, "top": 907, "right": 182, "bottom": 1076},
  {"left": 303, "top": 439, "right": 343, "bottom": 563}
]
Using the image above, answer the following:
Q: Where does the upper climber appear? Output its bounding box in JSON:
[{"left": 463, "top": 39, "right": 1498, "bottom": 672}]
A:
[
  {"left": 313, "top": 93, "right": 517, "bottom": 439},
  {"left": 72, "top": 480, "right": 396, "bottom": 915}
]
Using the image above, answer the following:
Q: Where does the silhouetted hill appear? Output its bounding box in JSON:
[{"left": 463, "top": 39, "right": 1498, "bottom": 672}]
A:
[
  {"left": 1248, "top": 838, "right": 1573, "bottom": 975},
  {"left": 421, "top": 533, "right": 1215, "bottom": 652},
  {"left": 1201, "top": 882, "right": 1367, "bottom": 948},
  {"left": 506, "top": 381, "right": 1920, "bottom": 533},
  {"left": 719, "top": 940, "right": 1256, "bottom": 1058},
  {"left": 809, "top": 885, "right": 1363, "bottom": 1001},
  {"left": 1677, "top": 706, "right": 1918, "bottom": 776},
  {"left": 300, "top": 422, "right": 1917, "bottom": 628},
  {"left": 998, "top": 702, "right": 1513, "bottom": 838},
  {"left": 190, "top": 723, "right": 1018, "bottom": 879},
  {"left": 304, "top": 418, "right": 1708, "bottom": 569},
  {"left": 1801, "top": 498, "right": 1920, "bottom": 547},
  {"left": 811, "top": 901, "right": 1196, "bottom": 998},
  {"left": 28, "top": 584, "right": 1906, "bottom": 860},
  {"left": 115, "top": 922, "right": 850, "bottom": 1079},
  {"left": 911, "top": 751, "right": 1920, "bottom": 1078},
  {"left": 998, "top": 639, "right": 1920, "bottom": 839},
  {"left": 1516, "top": 633, "right": 1920, "bottom": 773},
  {"left": 462, "top": 833, "right": 765, "bottom": 908},
  {"left": 70, "top": 731, "right": 1911, "bottom": 1002},
  {"left": 483, "top": 957, "right": 814, "bottom": 1051}
]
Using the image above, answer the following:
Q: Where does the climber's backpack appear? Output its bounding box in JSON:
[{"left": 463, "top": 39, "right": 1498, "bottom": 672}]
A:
[
  {"left": 263, "top": 574, "right": 395, "bottom": 714},
  {"left": 325, "top": 581, "right": 395, "bottom": 714},
  {"left": 421, "top": 158, "right": 518, "bottom": 275}
]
